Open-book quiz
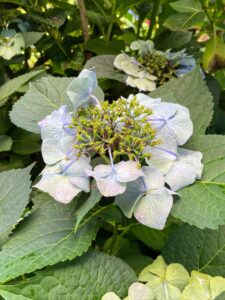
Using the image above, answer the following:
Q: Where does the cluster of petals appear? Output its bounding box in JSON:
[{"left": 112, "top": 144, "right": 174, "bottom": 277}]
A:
[
  {"left": 35, "top": 68, "right": 203, "bottom": 229},
  {"left": 114, "top": 39, "right": 196, "bottom": 92}
]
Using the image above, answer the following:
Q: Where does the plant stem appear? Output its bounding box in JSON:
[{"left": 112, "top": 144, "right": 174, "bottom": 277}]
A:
[
  {"left": 146, "top": 0, "right": 160, "bottom": 40},
  {"left": 106, "top": 0, "right": 116, "bottom": 42},
  {"left": 77, "top": 0, "right": 89, "bottom": 45}
]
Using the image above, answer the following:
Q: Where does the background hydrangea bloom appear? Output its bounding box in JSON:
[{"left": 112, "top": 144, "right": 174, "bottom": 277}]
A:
[{"left": 114, "top": 39, "right": 196, "bottom": 91}]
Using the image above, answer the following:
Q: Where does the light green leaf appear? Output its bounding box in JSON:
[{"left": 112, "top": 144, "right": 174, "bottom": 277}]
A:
[
  {"left": 181, "top": 271, "right": 225, "bottom": 300},
  {"left": 21, "top": 32, "right": 44, "bottom": 48},
  {"left": 139, "top": 256, "right": 189, "bottom": 300},
  {"left": 0, "top": 193, "right": 99, "bottom": 283},
  {"left": 0, "top": 70, "right": 45, "bottom": 107},
  {"left": 128, "top": 282, "right": 154, "bottom": 300},
  {"left": 10, "top": 77, "right": 73, "bottom": 133},
  {"left": 0, "top": 252, "right": 137, "bottom": 299},
  {"left": 172, "top": 135, "right": 225, "bottom": 229},
  {"left": 163, "top": 224, "right": 225, "bottom": 277},
  {"left": 164, "top": 12, "right": 205, "bottom": 31},
  {"left": 151, "top": 68, "right": 213, "bottom": 136},
  {"left": 85, "top": 55, "right": 126, "bottom": 82},
  {"left": 0, "top": 165, "right": 33, "bottom": 238},
  {"left": 170, "top": 0, "right": 203, "bottom": 13},
  {"left": 0, "top": 135, "right": 12, "bottom": 152},
  {"left": 203, "top": 35, "right": 225, "bottom": 72},
  {"left": 74, "top": 187, "right": 102, "bottom": 231}
]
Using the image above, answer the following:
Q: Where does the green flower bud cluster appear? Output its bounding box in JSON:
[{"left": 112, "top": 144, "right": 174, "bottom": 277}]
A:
[
  {"left": 72, "top": 97, "right": 160, "bottom": 162},
  {"left": 137, "top": 52, "right": 179, "bottom": 85}
]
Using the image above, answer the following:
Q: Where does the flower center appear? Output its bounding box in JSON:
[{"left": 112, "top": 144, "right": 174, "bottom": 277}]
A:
[
  {"left": 71, "top": 96, "right": 160, "bottom": 162},
  {"left": 137, "top": 52, "right": 179, "bottom": 85}
]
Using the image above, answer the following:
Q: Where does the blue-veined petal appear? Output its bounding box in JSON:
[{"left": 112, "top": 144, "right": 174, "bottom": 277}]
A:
[
  {"left": 41, "top": 135, "right": 76, "bottom": 165},
  {"left": 165, "top": 148, "right": 203, "bottom": 191},
  {"left": 115, "top": 161, "right": 143, "bottom": 182},
  {"left": 142, "top": 166, "right": 165, "bottom": 190},
  {"left": 38, "top": 105, "right": 75, "bottom": 140},
  {"left": 34, "top": 165, "right": 81, "bottom": 204},
  {"left": 67, "top": 69, "right": 98, "bottom": 109},
  {"left": 115, "top": 179, "right": 145, "bottom": 218},
  {"left": 134, "top": 188, "right": 173, "bottom": 230},
  {"left": 144, "top": 132, "right": 178, "bottom": 174}
]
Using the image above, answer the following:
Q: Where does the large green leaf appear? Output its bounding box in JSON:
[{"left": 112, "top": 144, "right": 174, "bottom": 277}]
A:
[
  {"left": 0, "top": 165, "right": 33, "bottom": 239},
  {"left": 172, "top": 135, "right": 225, "bottom": 229},
  {"left": 74, "top": 187, "right": 102, "bottom": 231},
  {"left": 10, "top": 77, "right": 73, "bottom": 133},
  {"left": 85, "top": 55, "right": 126, "bottom": 82},
  {"left": 151, "top": 68, "right": 213, "bottom": 136},
  {"left": 163, "top": 224, "right": 225, "bottom": 277},
  {"left": 0, "top": 193, "right": 99, "bottom": 283},
  {"left": 0, "top": 252, "right": 137, "bottom": 300},
  {"left": 164, "top": 12, "right": 205, "bottom": 31},
  {"left": 0, "top": 70, "right": 45, "bottom": 107},
  {"left": 0, "top": 135, "right": 12, "bottom": 152},
  {"left": 131, "top": 223, "right": 178, "bottom": 251},
  {"left": 170, "top": 0, "right": 203, "bottom": 13}
]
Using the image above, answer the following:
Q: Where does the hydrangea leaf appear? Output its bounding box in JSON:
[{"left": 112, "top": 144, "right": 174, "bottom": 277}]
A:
[
  {"left": 74, "top": 187, "right": 102, "bottom": 231},
  {"left": 85, "top": 55, "right": 126, "bottom": 82},
  {"left": 163, "top": 224, "right": 225, "bottom": 277},
  {"left": 0, "top": 252, "right": 137, "bottom": 299},
  {"left": 171, "top": 135, "right": 225, "bottom": 229},
  {"left": 164, "top": 12, "right": 205, "bottom": 31},
  {"left": 170, "top": 0, "right": 203, "bottom": 13},
  {"left": 0, "top": 193, "right": 99, "bottom": 283},
  {"left": 150, "top": 68, "right": 213, "bottom": 136},
  {"left": 0, "top": 165, "right": 33, "bottom": 239},
  {"left": 0, "top": 135, "right": 12, "bottom": 152},
  {"left": 0, "top": 69, "right": 45, "bottom": 107},
  {"left": 181, "top": 271, "right": 225, "bottom": 300},
  {"left": 10, "top": 77, "right": 74, "bottom": 133}
]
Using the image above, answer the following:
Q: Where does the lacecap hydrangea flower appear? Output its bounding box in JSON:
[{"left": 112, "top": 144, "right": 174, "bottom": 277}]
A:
[
  {"left": 35, "top": 69, "right": 203, "bottom": 229},
  {"left": 0, "top": 29, "right": 25, "bottom": 60},
  {"left": 114, "top": 39, "right": 196, "bottom": 92}
]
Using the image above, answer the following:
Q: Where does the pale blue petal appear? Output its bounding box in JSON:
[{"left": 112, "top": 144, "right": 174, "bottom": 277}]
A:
[
  {"left": 165, "top": 148, "right": 203, "bottom": 191},
  {"left": 67, "top": 69, "right": 98, "bottom": 109},
  {"left": 116, "top": 161, "right": 143, "bottom": 182},
  {"left": 63, "top": 158, "right": 91, "bottom": 192},
  {"left": 135, "top": 93, "right": 161, "bottom": 106},
  {"left": 178, "top": 148, "right": 203, "bottom": 179},
  {"left": 95, "top": 173, "right": 127, "bottom": 197},
  {"left": 166, "top": 105, "right": 193, "bottom": 145},
  {"left": 115, "top": 179, "right": 145, "bottom": 218},
  {"left": 38, "top": 105, "right": 75, "bottom": 140},
  {"left": 41, "top": 136, "right": 75, "bottom": 165},
  {"left": 149, "top": 102, "right": 177, "bottom": 121},
  {"left": 145, "top": 134, "right": 177, "bottom": 175},
  {"left": 142, "top": 166, "right": 165, "bottom": 190},
  {"left": 34, "top": 172, "right": 81, "bottom": 204},
  {"left": 134, "top": 188, "right": 173, "bottom": 229}
]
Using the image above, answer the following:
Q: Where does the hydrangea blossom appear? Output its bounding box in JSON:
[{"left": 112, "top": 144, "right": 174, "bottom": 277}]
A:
[
  {"left": 35, "top": 68, "right": 203, "bottom": 230},
  {"left": 114, "top": 39, "right": 196, "bottom": 91},
  {"left": 0, "top": 29, "right": 25, "bottom": 60}
]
